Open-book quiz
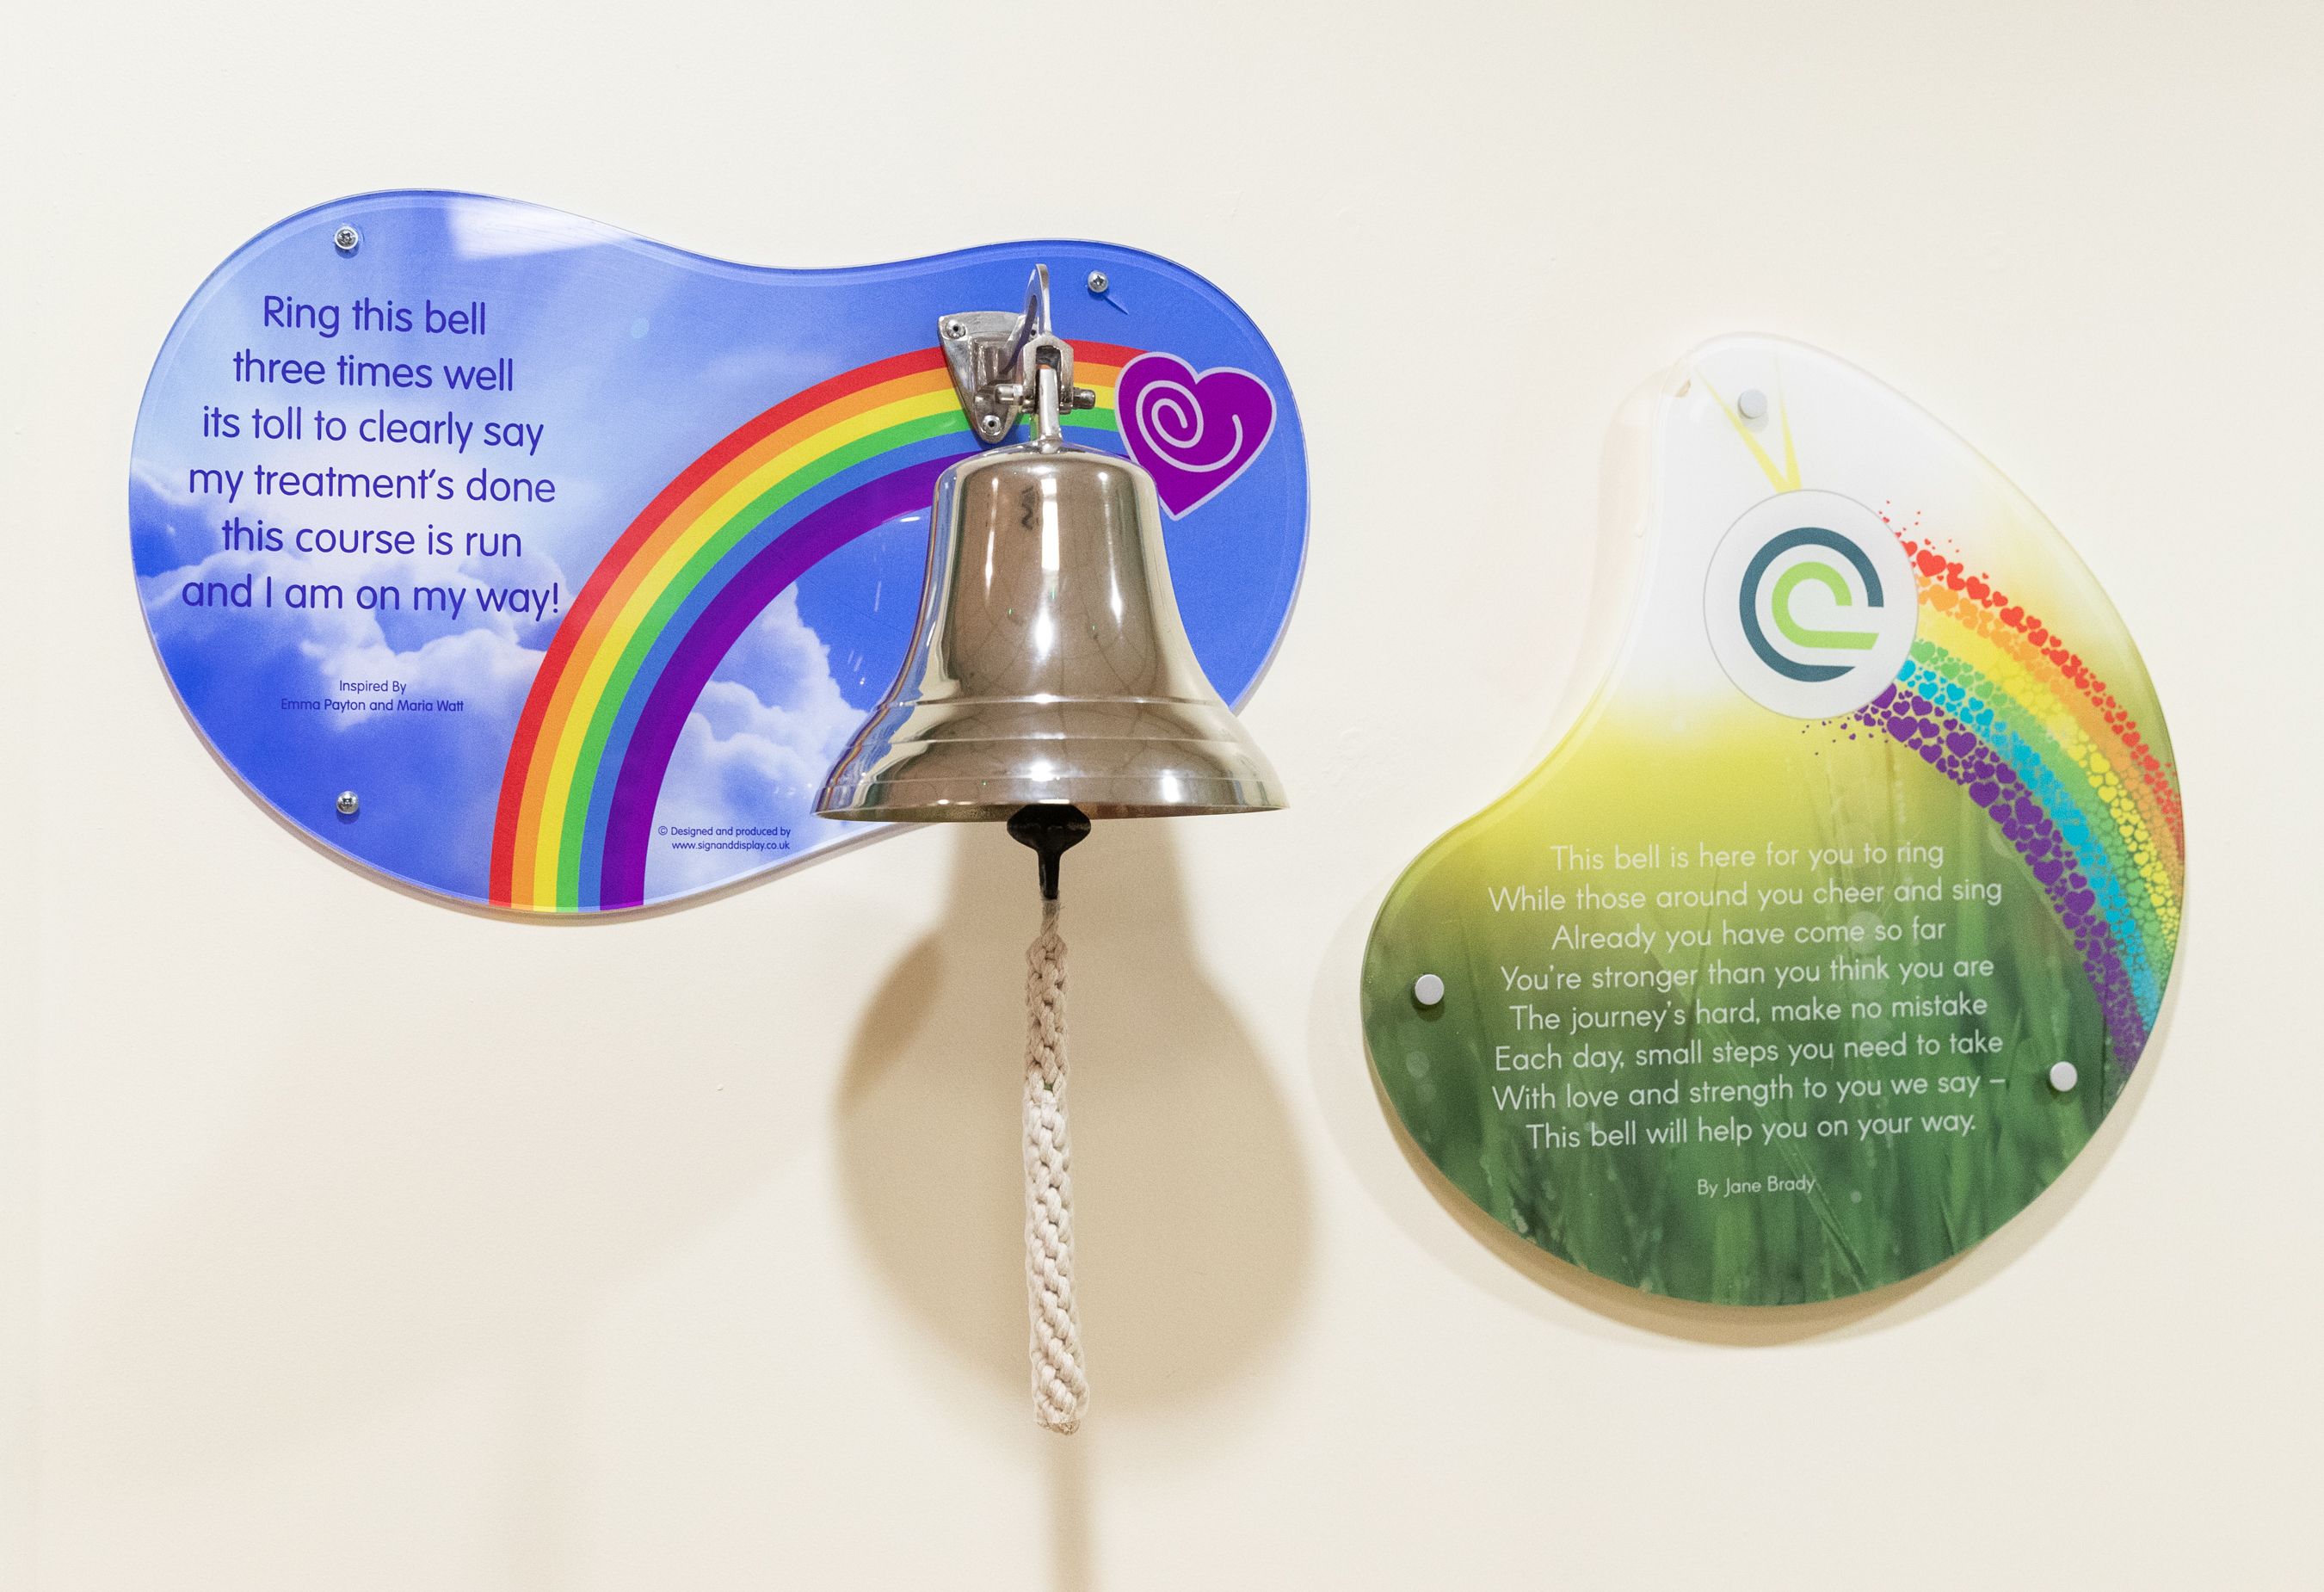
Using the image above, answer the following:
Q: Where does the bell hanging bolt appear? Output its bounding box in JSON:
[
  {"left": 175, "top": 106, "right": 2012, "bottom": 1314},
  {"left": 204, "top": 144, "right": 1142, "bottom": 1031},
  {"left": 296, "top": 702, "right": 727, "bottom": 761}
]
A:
[
  {"left": 1087, "top": 271, "right": 1108, "bottom": 294},
  {"left": 1071, "top": 387, "right": 1097, "bottom": 410},
  {"left": 333, "top": 225, "right": 361, "bottom": 255},
  {"left": 943, "top": 318, "right": 968, "bottom": 340},
  {"left": 336, "top": 791, "right": 361, "bottom": 816},
  {"left": 979, "top": 415, "right": 1005, "bottom": 437}
]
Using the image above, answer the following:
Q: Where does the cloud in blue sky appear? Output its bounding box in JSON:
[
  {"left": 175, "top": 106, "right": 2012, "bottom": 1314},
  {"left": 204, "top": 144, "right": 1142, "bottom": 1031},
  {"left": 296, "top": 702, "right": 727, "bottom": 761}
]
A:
[
  {"left": 137, "top": 479, "right": 561, "bottom": 900},
  {"left": 643, "top": 587, "right": 870, "bottom": 903}
]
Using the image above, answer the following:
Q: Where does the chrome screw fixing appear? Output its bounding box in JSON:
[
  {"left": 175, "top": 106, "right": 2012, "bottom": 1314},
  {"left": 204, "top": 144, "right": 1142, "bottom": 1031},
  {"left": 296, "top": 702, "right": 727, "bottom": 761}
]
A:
[
  {"left": 336, "top": 791, "right": 361, "bottom": 816},
  {"left": 1086, "top": 271, "right": 1108, "bottom": 293},
  {"left": 943, "top": 318, "right": 968, "bottom": 340},
  {"left": 333, "top": 225, "right": 361, "bottom": 255}
]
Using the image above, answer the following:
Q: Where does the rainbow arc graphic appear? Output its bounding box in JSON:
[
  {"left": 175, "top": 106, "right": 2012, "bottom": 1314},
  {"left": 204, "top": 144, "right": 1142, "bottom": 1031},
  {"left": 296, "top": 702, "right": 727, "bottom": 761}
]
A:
[
  {"left": 490, "top": 341, "right": 1139, "bottom": 912},
  {"left": 1723, "top": 391, "right": 2185, "bottom": 1070}
]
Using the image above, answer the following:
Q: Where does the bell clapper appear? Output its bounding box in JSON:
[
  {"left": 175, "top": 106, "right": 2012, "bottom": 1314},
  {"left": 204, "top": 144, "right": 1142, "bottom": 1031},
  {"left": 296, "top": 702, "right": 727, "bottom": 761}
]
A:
[
  {"left": 1009, "top": 804, "right": 1093, "bottom": 1431},
  {"left": 1008, "top": 802, "right": 1090, "bottom": 904}
]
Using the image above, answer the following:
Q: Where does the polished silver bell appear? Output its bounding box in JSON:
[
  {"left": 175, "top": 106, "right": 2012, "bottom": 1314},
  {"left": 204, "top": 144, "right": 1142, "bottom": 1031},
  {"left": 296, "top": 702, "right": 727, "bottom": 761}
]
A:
[{"left": 815, "top": 437, "right": 1285, "bottom": 823}]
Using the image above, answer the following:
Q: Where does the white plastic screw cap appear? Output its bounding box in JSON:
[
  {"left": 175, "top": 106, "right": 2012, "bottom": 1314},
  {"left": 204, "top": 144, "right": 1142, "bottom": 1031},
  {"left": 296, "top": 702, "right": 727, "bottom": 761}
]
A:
[
  {"left": 1737, "top": 389, "right": 1768, "bottom": 420},
  {"left": 1413, "top": 973, "right": 1446, "bottom": 1006},
  {"left": 2049, "top": 1060, "right": 2078, "bottom": 1092}
]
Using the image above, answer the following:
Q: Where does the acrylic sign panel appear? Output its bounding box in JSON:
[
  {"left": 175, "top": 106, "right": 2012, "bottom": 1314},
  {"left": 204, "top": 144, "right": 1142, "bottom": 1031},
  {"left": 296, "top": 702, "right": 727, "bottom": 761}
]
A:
[
  {"left": 132, "top": 192, "right": 1307, "bottom": 911},
  {"left": 1361, "top": 337, "right": 2181, "bottom": 1305}
]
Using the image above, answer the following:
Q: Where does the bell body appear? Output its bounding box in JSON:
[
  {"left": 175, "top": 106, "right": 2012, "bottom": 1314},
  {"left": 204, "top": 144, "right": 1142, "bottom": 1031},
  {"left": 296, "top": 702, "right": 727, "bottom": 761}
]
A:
[{"left": 816, "top": 442, "right": 1284, "bottom": 823}]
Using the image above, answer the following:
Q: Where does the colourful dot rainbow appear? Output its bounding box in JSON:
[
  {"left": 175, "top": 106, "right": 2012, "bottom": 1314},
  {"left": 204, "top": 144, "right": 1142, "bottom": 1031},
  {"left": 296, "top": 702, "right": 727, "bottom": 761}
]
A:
[
  {"left": 1711, "top": 388, "right": 2184, "bottom": 1073},
  {"left": 1855, "top": 551, "right": 2185, "bottom": 1071},
  {"left": 490, "top": 341, "right": 1141, "bottom": 913}
]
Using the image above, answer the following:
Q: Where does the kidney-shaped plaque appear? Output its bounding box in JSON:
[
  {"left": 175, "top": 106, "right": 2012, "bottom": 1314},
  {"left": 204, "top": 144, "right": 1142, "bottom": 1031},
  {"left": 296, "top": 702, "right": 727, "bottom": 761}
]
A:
[
  {"left": 133, "top": 192, "right": 1306, "bottom": 912},
  {"left": 1362, "top": 336, "right": 2181, "bottom": 1305}
]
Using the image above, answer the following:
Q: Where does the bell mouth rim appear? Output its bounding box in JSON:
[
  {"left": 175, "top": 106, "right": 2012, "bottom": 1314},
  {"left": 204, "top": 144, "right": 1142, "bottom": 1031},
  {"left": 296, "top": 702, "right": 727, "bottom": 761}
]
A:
[
  {"left": 814, "top": 799, "right": 1284, "bottom": 824},
  {"left": 815, "top": 762, "right": 1285, "bottom": 826}
]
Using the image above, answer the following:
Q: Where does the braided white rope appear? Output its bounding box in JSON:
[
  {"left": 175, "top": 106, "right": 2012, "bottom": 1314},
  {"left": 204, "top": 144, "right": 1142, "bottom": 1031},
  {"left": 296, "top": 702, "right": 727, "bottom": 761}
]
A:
[{"left": 1023, "top": 896, "right": 1088, "bottom": 1433}]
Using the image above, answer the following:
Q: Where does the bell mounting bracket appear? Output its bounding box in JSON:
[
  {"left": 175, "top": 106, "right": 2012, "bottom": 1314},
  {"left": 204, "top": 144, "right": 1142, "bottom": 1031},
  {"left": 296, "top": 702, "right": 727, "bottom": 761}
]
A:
[{"left": 940, "top": 264, "right": 1099, "bottom": 445}]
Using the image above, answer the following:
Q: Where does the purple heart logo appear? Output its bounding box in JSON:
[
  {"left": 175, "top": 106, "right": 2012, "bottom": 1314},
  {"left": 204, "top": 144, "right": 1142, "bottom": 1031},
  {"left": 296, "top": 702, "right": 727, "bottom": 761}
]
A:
[{"left": 1115, "top": 352, "right": 1276, "bottom": 518}]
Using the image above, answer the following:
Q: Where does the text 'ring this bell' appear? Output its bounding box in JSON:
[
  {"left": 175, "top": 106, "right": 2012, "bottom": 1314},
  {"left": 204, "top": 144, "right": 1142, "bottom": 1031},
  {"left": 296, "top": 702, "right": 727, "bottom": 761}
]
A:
[{"left": 816, "top": 266, "right": 1285, "bottom": 825}]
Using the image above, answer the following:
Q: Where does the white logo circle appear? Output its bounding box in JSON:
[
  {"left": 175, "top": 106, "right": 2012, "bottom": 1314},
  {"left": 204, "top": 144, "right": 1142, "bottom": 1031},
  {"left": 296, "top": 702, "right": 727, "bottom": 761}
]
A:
[{"left": 1703, "top": 490, "right": 1919, "bottom": 719}]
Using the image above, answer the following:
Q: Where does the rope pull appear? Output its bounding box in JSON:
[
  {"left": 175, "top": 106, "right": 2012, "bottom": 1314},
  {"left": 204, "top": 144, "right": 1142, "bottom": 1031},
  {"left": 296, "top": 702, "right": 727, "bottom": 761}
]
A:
[{"left": 1011, "top": 805, "right": 1091, "bottom": 1433}]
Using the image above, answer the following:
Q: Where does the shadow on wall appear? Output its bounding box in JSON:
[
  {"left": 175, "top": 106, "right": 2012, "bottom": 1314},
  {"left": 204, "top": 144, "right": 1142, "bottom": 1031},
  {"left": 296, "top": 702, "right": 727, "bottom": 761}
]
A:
[
  {"left": 43, "top": 898, "right": 848, "bottom": 1516},
  {"left": 835, "top": 818, "right": 1312, "bottom": 1413}
]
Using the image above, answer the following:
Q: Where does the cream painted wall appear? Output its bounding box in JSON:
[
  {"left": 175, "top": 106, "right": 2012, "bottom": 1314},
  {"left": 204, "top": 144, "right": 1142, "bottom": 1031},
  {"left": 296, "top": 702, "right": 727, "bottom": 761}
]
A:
[{"left": 5, "top": 3, "right": 2319, "bottom": 1586}]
